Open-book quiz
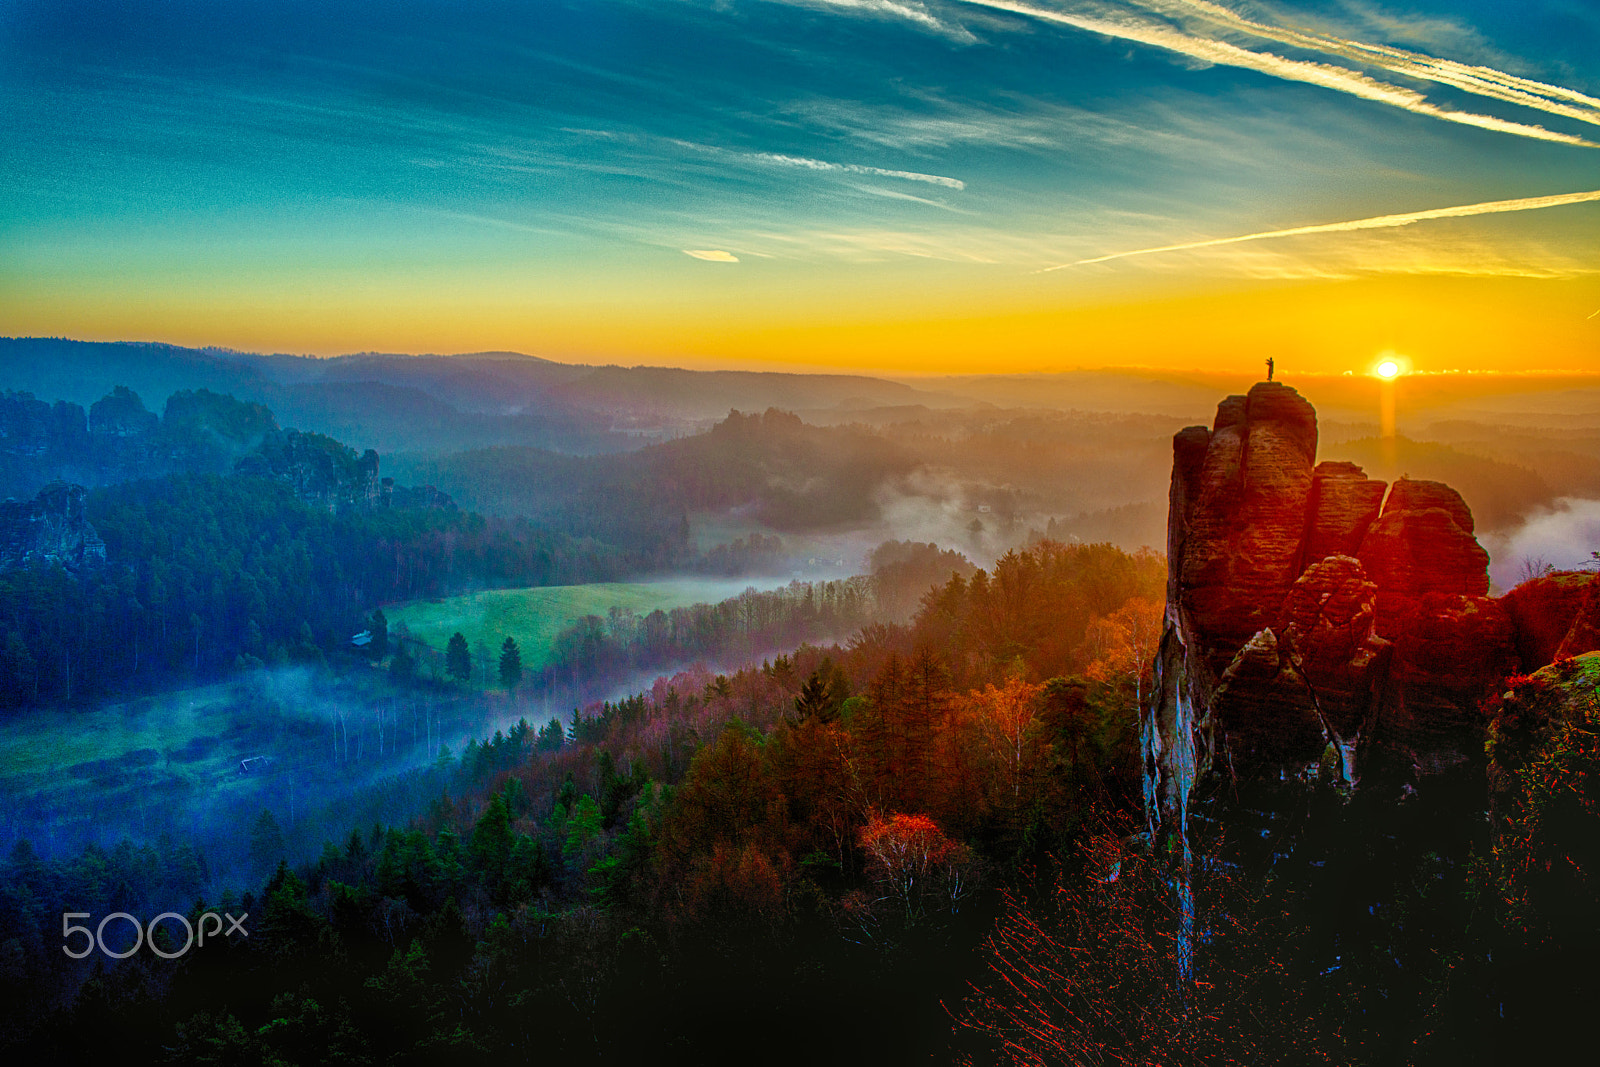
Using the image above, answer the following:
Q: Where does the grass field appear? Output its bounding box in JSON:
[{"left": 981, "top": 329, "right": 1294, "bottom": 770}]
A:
[
  {"left": 0, "top": 675, "right": 328, "bottom": 853},
  {"left": 386, "top": 578, "right": 777, "bottom": 674}
]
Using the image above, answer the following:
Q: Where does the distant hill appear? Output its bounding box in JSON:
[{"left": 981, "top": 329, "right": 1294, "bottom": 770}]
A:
[{"left": 1, "top": 337, "right": 966, "bottom": 455}]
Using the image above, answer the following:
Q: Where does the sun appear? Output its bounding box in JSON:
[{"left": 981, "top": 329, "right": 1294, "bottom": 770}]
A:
[{"left": 1376, "top": 359, "right": 1400, "bottom": 379}]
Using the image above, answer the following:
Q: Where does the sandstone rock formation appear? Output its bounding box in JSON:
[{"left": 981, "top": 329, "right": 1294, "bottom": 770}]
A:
[
  {"left": 0, "top": 483, "right": 107, "bottom": 572},
  {"left": 238, "top": 429, "right": 382, "bottom": 513},
  {"left": 1145, "top": 382, "right": 1600, "bottom": 845}
]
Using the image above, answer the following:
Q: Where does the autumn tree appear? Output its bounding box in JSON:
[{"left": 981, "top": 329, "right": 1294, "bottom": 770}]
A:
[
  {"left": 652, "top": 724, "right": 791, "bottom": 929},
  {"left": 769, "top": 714, "right": 865, "bottom": 871},
  {"left": 1084, "top": 596, "right": 1162, "bottom": 710},
  {"left": 958, "top": 676, "right": 1048, "bottom": 839},
  {"left": 857, "top": 811, "right": 974, "bottom": 926}
]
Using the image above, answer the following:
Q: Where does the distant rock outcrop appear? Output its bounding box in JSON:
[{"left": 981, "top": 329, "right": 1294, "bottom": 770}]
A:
[
  {"left": 238, "top": 429, "right": 382, "bottom": 513},
  {"left": 0, "top": 483, "right": 106, "bottom": 572},
  {"left": 1146, "top": 382, "right": 1600, "bottom": 844},
  {"left": 4, "top": 385, "right": 452, "bottom": 516}
]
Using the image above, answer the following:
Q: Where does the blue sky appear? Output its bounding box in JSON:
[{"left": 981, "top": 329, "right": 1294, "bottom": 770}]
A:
[{"left": 3, "top": 0, "right": 1598, "bottom": 371}]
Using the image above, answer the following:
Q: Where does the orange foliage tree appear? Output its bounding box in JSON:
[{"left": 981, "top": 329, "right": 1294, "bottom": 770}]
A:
[
  {"left": 857, "top": 811, "right": 975, "bottom": 925},
  {"left": 965, "top": 676, "right": 1046, "bottom": 805},
  {"left": 1084, "top": 596, "right": 1162, "bottom": 710},
  {"left": 914, "top": 541, "right": 1165, "bottom": 687}
]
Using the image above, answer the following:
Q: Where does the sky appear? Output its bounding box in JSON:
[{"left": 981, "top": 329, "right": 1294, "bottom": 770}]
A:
[{"left": 2, "top": 0, "right": 1599, "bottom": 374}]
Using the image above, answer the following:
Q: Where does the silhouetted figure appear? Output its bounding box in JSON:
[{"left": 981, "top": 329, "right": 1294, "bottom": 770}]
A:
[{"left": 1266, "top": 357, "right": 1275, "bottom": 382}]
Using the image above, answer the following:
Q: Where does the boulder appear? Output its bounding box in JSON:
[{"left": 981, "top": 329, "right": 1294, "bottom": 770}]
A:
[
  {"left": 1554, "top": 576, "right": 1600, "bottom": 661},
  {"left": 1383, "top": 593, "right": 1516, "bottom": 748},
  {"left": 1143, "top": 381, "right": 1600, "bottom": 848},
  {"left": 1357, "top": 478, "right": 1490, "bottom": 634}
]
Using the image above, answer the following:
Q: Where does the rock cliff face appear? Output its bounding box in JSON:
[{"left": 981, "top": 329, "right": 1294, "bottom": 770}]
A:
[
  {"left": 0, "top": 483, "right": 107, "bottom": 572},
  {"left": 1146, "top": 382, "right": 1597, "bottom": 843}
]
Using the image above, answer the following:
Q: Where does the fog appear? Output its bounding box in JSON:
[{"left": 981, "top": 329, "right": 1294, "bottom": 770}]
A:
[{"left": 1484, "top": 497, "right": 1600, "bottom": 590}]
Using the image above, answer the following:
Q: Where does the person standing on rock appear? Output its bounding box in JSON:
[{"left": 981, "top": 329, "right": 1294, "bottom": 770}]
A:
[{"left": 1266, "top": 356, "right": 1275, "bottom": 382}]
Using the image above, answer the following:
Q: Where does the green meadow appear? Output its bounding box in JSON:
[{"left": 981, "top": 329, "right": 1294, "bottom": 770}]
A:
[
  {"left": 0, "top": 678, "right": 323, "bottom": 842},
  {"left": 386, "top": 578, "right": 773, "bottom": 673}
]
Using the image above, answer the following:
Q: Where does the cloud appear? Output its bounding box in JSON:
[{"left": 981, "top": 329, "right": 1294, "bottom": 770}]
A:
[
  {"left": 847, "top": 183, "right": 974, "bottom": 210},
  {"left": 946, "top": 0, "right": 1598, "bottom": 147},
  {"left": 683, "top": 249, "right": 740, "bottom": 261},
  {"left": 1046, "top": 187, "right": 1600, "bottom": 269},
  {"left": 747, "top": 151, "right": 967, "bottom": 188},
  {"left": 772, "top": 0, "right": 980, "bottom": 42}
]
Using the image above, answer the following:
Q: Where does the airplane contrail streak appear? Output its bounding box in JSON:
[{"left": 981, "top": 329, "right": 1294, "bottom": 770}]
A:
[
  {"left": 949, "top": 0, "right": 1596, "bottom": 147},
  {"left": 1153, "top": 0, "right": 1600, "bottom": 130},
  {"left": 1042, "top": 188, "right": 1600, "bottom": 270}
]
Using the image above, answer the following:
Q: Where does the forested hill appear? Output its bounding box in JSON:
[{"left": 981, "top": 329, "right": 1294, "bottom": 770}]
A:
[
  {"left": 0, "top": 472, "right": 643, "bottom": 710},
  {"left": 0, "top": 338, "right": 947, "bottom": 456},
  {"left": 0, "top": 386, "right": 665, "bottom": 710},
  {"left": 386, "top": 408, "right": 921, "bottom": 550}
]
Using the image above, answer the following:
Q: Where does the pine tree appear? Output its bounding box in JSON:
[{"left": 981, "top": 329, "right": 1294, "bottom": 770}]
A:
[
  {"left": 446, "top": 631, "right": 471, "bottom": 683},
  {"left": 498, "top": 636, "right": 522, "bottom": 694}
]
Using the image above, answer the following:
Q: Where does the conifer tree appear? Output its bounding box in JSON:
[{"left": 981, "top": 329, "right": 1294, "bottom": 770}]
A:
[
  {"left": 498, "top": 636, "right": 522, "bottom": 694},
  {"left": 446, "top": 631, "right": 470, "bottom": 683}
]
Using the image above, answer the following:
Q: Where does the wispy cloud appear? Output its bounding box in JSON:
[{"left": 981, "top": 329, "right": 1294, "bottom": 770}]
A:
[
  {"left": 946, "top": 0, "right": 1598, "bottom": 147},
  {"left": 683, "top": 249, "right": 740, "bottom": 262},
  {"left": 1046, "top": 187, "right": 1600, "bottom": 269},
  {"left": 746, "top": 151, "right": 967, "bottom": 188},
  {"left": 778, "top": 0, "right": 980, "bottom": 42}
]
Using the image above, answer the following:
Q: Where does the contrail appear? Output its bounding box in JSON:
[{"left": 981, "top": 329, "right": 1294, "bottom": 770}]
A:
[
  {"left": 1043, "top": 188, "right": 1600, "bottom": 270},
  {"left": 1588, "top": 307, "right": 1600, "bottom": 320},
  {"left": 1153, "top": 0, "right": 1600, "bottom": 130},
  {"left": 948, "top": 0, "right": 1596, "bottom": 147}
]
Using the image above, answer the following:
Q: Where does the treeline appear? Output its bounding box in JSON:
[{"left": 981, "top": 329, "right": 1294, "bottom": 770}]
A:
[
  {"left": 0, "top": 474, "right": 637, "bottom": 709},
  {"left": 3, "top": 385, "right": 322, "bottom": 499},
  {"left": 868, "top": 539, "right": 976, "bottom": 621},
  {"left": 396, "top": 577, "right": 877, "bottom": 707},
  {"left": 531, "top": 578, "right": 876, "bottom": 701}
]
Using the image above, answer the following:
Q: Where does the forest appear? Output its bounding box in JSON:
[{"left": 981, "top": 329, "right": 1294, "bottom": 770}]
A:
[
  {"left": 1, "top": 540, "right": 1179, "bottom": 1062},
  {"left": 7, "top": 533, "right": 1586, "bottom": 1063},
  {"left": 0, "top": 472, "right": 639, "bottom": 709}
]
